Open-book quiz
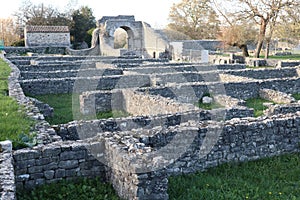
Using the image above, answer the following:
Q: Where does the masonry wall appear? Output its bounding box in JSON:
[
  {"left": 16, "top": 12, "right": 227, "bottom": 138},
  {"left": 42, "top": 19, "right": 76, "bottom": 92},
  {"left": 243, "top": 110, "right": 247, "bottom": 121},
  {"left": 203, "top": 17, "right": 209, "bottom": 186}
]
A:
[
  {"left": 89, "top": 112, "right": 300, "bottom": 199},
  {"left": 4, "top": 47, "right": 67, "bottom": 55},
  {"left": 13, "top": 141, "right": 107, "bottom": 190},
  {"left": 224, "top": 67, "right": 298, "bottom": 80},
  {"left": 25, "top": 32, "right": 70, "bottom": 47}
]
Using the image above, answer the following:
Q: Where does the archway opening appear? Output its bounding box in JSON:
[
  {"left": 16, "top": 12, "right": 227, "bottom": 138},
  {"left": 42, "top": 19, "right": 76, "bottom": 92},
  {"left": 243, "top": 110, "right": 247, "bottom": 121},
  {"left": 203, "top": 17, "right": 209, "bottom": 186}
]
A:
[{"left": 114, "top": 28, "right": 128, "bottom": 49}]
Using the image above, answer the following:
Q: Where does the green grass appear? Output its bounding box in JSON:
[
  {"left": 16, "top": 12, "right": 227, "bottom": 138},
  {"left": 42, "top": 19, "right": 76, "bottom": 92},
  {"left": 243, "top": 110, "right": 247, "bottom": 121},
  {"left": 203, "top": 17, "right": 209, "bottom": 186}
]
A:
[
  {"left": 197, "top": 95, "right": 224, "bottom": 110},
  {"left": 267, "top": 54, "right": 300, "bottom": 60},
  {"left": 245, "top": 97, "right": 273, "bottom": 117},
  {"left": 168, "top": 153, "right": 300, "bottom": 200},
  {"left": 197, "top": 101, "right": 224, "bottom": 110},
  {"left": 292, "top": 93, "right": 300, "bottom": 101},
  {"left": 0, "top": 59, "right": 35, "bottom": 149},
  {"left": 17, "top": 178, "right": 120, "bottom": 200},
  {"left": 30, "top": 93, "right": 130, "bottom": 125}
]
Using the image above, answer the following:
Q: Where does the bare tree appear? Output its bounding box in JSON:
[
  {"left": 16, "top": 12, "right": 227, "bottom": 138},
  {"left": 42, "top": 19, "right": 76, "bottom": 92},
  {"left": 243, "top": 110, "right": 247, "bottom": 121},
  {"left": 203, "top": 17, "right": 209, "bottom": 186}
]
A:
[
  {"left": 14, "top": 0, "right": 71, "bottom": 26},
  {"left": 214, "top": 0, "right": 299, "bottom": 58},
  {"left": 168, "top": 0, "right": 220, "bottom": 40},
  {"left": 0, "top": 18, "right": 20, "bottom": 46},
  {"left": 274, "top": 5, "right": 300, "bottom": 44},
  {"left": 218, "top": 23, "right": 256, "bottom": 57}
]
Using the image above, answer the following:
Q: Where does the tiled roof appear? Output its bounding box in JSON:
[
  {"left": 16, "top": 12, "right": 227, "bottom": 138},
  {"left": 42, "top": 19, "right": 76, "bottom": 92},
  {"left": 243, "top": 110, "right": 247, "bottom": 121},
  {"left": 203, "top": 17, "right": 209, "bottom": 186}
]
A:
[{"left": 25, "top": 26, "right": 69, "bottom": 33}]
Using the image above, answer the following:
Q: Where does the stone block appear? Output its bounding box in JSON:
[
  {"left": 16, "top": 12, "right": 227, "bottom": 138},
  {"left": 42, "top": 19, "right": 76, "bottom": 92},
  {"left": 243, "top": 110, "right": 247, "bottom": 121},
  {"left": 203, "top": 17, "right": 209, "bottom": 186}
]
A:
[{"left": 0, "top": 140, "right": 12, "bottom": 153}]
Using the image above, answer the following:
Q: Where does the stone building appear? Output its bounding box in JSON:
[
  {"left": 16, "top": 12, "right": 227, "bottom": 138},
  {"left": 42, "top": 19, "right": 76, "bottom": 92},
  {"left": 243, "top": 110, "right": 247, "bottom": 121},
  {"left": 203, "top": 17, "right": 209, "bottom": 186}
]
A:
[{"left": 24, "top": 26, "right": 70, "bottom": 47}]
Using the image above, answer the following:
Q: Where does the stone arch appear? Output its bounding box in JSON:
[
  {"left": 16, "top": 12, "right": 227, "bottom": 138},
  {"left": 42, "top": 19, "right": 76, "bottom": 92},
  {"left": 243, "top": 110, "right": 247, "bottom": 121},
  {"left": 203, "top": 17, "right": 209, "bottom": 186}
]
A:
[
  {"left": 98, "top": 15, "right": 169, "bottom": 58},
  {"left": 118, "top": 26, "right": 134, "bottom": 50}
]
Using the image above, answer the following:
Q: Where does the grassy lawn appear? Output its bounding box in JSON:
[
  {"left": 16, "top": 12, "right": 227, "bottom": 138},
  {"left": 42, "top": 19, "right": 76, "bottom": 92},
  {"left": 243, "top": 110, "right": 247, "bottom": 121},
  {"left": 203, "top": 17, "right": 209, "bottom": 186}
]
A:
[
  {"left": 245, "top": 97, "right": 273, "bottom": 117},
  {"left": 292, "top": 93, "right": 300, "bottom": 101},
  {"left": 168, "top": 153, "right": 300, "bottom": 200},
  {"left": 17, "top": 178, "right": 120, "bottom": 200},
  {"left": 0, "top": 59, "right": 35, "bottom": 149},
  {"left": 30, "top": 93, "right": 130, "bottom": 125},
  {"left": 267, "top": 54, "right": 300, "bottom": 60}
]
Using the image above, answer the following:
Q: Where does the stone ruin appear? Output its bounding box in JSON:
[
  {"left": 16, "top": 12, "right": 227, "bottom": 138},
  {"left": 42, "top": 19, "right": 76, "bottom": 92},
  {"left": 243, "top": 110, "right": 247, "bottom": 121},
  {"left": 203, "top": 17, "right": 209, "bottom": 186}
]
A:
[
  {"left": 1, "top": 50, "right": 300, "bottom": 200},
  {"left": 67, "top": 15, "right": 171, "bottom": 59}
]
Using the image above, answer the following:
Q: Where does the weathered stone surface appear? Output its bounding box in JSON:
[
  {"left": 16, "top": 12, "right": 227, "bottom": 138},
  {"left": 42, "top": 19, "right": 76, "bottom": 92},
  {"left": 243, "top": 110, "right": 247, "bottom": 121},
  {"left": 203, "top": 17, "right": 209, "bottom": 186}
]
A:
[{"left": 202, "top": 96, "right": 213, "bottom": 104}]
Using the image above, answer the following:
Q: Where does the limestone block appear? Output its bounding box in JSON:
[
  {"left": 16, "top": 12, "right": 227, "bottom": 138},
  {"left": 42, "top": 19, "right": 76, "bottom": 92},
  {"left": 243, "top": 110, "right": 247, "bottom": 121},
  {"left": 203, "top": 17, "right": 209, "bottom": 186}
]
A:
[
  {"left": 202, "top": 96, "right": 213, "bottom": 104},
  {"left": 0, "top": 140, "right": 12, "bottom": 153}
]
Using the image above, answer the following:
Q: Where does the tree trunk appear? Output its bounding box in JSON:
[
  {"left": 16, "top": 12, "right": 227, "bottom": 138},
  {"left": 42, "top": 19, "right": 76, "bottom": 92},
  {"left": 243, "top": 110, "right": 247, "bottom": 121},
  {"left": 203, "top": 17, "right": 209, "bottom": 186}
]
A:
[
  {"left": 264, "top": 38, "right": 270, "bottom": 59},
  {"left": 254, "top": 19, "right": 268, "bottom": 58},
  {"left": 239, "top": 44, "right": 249, "bottom": 57}
]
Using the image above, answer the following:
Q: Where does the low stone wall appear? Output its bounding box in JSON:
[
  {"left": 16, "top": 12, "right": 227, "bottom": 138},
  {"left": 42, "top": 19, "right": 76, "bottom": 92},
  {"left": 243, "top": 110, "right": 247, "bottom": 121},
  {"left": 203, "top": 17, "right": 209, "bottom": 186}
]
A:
[
  {"left": 278, "top": 60, "right": 300, "bottom": 68},
  {"left": 122, "top": 90, "right": 198, "bottom": 116},
  {"left": 224, "top": 67, "right": 298, "bottom": 80},
  {"left": 13, "top": 141, "right": 107, "bottom": 190},
  {"left": 79, "top": 90, "right": 124, "bottom": 114},
  {"left": 4, "top": 47, "right": 67, "bottom": 55},
  {"left": 219, "top": 73, "right": 256, "bottom": 82},
  {"left": 92, "top": 112, "right": 300, "bottom": 199},
  {"left": 0, "top": 141, "right": 15, "bottom": 200},
  {"left": 20, "top": 68, "right": 123, "bottom": 79},
  {"left": 20, "top": 75, "right": 151, "bottom": 95},
  {"left": 259, "top": 88, "right": 296, "bottom": 104},
  {"left": 265, "top": 103, "right": 300, "bottom": 115},
  {"left": 125, "top": 64, "right": 246, "bottom": 74},
  {"left": 245, "top": 58, "right": 267, "bottom": 67},
  {"left": 214, "top": 95, "right": 246, "bottom": 107},
  {"left": 17, "top": 63, "right": 93, "bottom": 72},
  {"left": 7, "top": 111, "right": 300, "bottom": 200}
]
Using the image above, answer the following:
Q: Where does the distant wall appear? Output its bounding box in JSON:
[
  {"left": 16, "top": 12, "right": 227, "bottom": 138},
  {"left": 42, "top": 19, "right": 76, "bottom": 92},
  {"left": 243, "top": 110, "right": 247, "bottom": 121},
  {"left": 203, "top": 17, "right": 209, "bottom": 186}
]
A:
[{"left": 25, "top": 26, "right": 70, "bottom": 47}]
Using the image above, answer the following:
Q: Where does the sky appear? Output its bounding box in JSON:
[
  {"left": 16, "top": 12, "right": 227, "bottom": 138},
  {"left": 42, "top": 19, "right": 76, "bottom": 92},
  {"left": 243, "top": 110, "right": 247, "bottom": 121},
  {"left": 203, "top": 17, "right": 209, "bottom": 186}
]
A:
[{"left": 0, "top": 0, "right": 182, "bottom": 28}]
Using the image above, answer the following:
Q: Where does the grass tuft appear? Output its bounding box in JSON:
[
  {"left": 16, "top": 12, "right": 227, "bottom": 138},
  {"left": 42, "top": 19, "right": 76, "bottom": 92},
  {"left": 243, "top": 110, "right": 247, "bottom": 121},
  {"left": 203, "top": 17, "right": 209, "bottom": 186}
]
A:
[
  {"left": 169, "top": 153, "right": 300, "bottom": 200},
  {"left": 292, "top": 93, "right": 300, "bottom": 101},
  {"left": 197, "top": 94, "right": 224, "bottom": 110},
  {"left": 245, "top": 97, "right": 273, "bottom": 117},
  {"left": 17, "top": 177, "right": 121, "bottom": 200}
]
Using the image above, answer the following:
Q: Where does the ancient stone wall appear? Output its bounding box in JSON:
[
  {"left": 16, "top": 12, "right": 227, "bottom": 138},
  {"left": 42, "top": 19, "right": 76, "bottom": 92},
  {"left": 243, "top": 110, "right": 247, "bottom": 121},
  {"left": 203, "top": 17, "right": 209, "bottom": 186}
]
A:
[
  {"left": 0, "top": 141, "right": 15, "bottom": 200},
  {"left": 4, "top": 47, "right": 67, "bottom": 55},
  {"left": 13, "top": 141, "right": 107, "bottom": 190},
  {"left": 224, "top": 67, "right": 297, "bottom": 79},
  {"left": 2, "top": 55, "right": 300, "bottom": 200},
  {"left": 259, "top": 88, "right": 296, "bottom": 104}
]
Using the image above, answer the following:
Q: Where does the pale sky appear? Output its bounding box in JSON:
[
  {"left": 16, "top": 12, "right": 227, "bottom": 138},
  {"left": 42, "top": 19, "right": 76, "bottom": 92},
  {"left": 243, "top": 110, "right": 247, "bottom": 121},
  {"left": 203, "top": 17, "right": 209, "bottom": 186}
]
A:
[{"left": 0, "top": 0, "right": 182, "bottom": 28}]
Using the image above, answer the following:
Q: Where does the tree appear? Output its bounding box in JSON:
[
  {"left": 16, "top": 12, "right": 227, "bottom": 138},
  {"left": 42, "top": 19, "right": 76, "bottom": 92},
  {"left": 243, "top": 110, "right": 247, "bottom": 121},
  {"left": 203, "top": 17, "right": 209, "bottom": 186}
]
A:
[
  {"left": 70, "top": 6, "right": 96, "bottom": 48},
  {"left": 15, "top": 0, "right": 71, "bottom": 26},
  {"left": 168, "top": 0, "right": 220, "bottom": 40},
  {"left": 161, "top": 28, "right": 191, "bottom": 41},
  {"left": 0, "top": 18, "right": 21, "bottom": 46},
  {"left": 216, "top": 0, "right": 299, "bottom": 58},
  {"left": 218, "top": 23, "right": 257, "bottom": 57},
  {"left": 274, "top": 5, "right": 300, "bottom": 44}
]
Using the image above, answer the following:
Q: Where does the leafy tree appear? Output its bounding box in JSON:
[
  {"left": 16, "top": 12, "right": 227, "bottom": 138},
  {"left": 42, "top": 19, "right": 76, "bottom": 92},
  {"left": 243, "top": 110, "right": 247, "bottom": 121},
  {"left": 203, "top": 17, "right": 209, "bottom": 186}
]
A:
[
  {"left": 168, "top": 0, "right": 220, "bottom": 40},
  {"left": 70, "top": 6, "right": 96, "bottom": 48}
]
